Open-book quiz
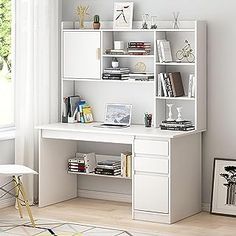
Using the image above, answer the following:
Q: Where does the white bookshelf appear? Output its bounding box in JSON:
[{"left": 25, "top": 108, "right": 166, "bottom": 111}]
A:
[{"left": 61, "top": 20, "right": 206, "bottom": 131}]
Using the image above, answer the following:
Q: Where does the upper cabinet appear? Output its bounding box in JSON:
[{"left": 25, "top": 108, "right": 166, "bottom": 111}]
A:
[{"left": 63, "top": 31, "right": 101, "bottom": 79}]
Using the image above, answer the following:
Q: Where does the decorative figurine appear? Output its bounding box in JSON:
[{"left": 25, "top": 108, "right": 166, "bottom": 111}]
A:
[
  {"left": 144, "top": 113, "right": 152, "bottom": 127},
  {"left": 76, "top": 5, "right": 89, "bottom": 29},
  {"left": 167, "top": 104, "right": 174, "bottom": 121},
  {"left": 173, "top": 12, "right": 180, "bottom": 29},
  {"left": 176, "top": 40, "right": 195, "bottom": 63},
  {"left": 142, "top": 14, "right": 150, "bottom": 29},
  {"left": 111, "top": 57, "right": 119, "bottom": 68},
  {"left": 134, "top": 62, "right": 146, "bottom": 72},
  {"left": 150, "top": 16, "right": 158, "bottom": 29},
  {"left": 176, "top": 107, "right": 183, "bottom": 122},
  {"left": 93, "top": 15, "right": 101, "bottom": 29}
]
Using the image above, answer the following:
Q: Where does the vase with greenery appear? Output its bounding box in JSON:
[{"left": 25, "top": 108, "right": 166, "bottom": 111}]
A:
[{"left": 76, "top": 5, "right": 89, "bottom": 29}]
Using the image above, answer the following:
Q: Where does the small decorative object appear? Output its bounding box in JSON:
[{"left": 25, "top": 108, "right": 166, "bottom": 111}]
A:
[
  {"left": 76, "top": 5, "right": 89, "bottom": 29},
  {"left": 93, "top": 15, "right": 100, "bottom": 29},
  {"left": 150, "top": 16, "right": 158, "bottom": 29},
  {"left": 142, "top": 14, "right": 150, "bottom": 29},
  {"left": 211, "top": 158, "right": 236, "bottom": 216},
  {"left": 167, "top": 104, "right": 174, "bottom": 121},
  {"left": 111, "top": 57, "right": 119, "bottom": 68},
  {"left": 134, "top": 62, "right": 146, "bottom": 72},
  {"left": 173, "top": 12, "right": 180, "bottom": 29},
  {"left": 176, "top": 107, "right": 183, "bottom": 122},
  {"left": 113, "top": 2, "right": 134, "bottom": 29},
  {"left": 144, "top": 113, "right": 152, "bottom": 127},
  {"left": 114, "top": 41, "right": 125, "bottom": 50},
  {"left": 176, "top": 40, "right": 195, "bottom": 63}
]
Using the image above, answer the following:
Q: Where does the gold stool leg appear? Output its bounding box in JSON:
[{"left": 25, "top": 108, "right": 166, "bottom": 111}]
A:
[
  {"left": 17, "top": 176, "right": 36, "bottom": 227},
  {"left": 13, "top": 176, "right": 23, "bottom": 219}
]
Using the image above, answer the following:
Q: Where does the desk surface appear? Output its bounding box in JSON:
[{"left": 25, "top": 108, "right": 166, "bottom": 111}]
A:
[{"left": 37, "top": 122, "right": 201, "bottom": 139}]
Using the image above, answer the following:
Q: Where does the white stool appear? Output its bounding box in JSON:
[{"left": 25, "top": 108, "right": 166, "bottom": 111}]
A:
[{"left": 0, "top": 165, "right": 38, "bottom": 227}]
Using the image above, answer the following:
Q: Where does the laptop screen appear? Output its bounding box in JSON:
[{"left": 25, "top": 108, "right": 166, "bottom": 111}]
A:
[{"left": 104, "top": 104, "right": 132, "bottom": 126}]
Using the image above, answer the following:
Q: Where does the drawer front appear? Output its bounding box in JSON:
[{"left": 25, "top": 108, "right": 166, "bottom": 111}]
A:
[
  {"left": 134, "top": 139, "right": 169, "bottom": 156},
  {"left": 134, "top": 173, "right": 169, "bottom": 213},
  {"left": 134, "top": 156, "right": 169, "bottom": 174}
]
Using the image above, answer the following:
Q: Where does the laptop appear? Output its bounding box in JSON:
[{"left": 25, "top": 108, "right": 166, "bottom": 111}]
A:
[{"left": 97, "top": 103, "right": 132, "bottom": 128}]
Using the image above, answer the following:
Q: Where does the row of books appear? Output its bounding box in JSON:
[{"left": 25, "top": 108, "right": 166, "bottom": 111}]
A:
[
  {"left": 68, "top": 153, "right": 132, "bottom": 177},
  {"left": 157, "top": 72, "right": 184, "bottom": 97},
  {"left": 102, "top": 67, "right": 130, "bottom": 80},
  {"left": 127, "top": 41, "right": 151, "bottom": 55},
  {"left": 160, "top": 120, "right": 195, "bottom": 131}
]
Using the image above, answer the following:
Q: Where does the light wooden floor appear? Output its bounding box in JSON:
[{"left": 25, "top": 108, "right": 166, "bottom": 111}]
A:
[{"left": 1, "top": 197, "right": 236, "bottom": 236}]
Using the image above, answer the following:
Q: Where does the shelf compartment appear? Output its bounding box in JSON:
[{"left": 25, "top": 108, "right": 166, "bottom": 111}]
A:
[{"left": 68, "top": 171, "right": 132, "bottom": 180}]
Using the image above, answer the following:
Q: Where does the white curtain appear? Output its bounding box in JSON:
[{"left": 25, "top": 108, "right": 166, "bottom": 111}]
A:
[{"left": 15, "top": 0, "right": 60, "bottom": 203}]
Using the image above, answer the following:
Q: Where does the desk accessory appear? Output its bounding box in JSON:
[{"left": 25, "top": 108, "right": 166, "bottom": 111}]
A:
[
  {"left": 113, "top": 2, "right": 134, "bottom": 29},
  {"left": 62, "top": 95, "right": 80, "bottom": 123},
  {"left": 167, "top": 104, "right": 174, "bottom": 121},
  {"left": 93, "top": 15, "right": 100, "bottom": 29},
  {"left": 144, "top": 113, "right": 152, "bottom": 127}
]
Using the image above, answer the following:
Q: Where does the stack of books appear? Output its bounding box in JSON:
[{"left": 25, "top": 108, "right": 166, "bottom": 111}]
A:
[
  {"left": 95, "top": 160, "right": 121, "bottom": 176},
  {"left": 121, "top": 152, "right": 132, "bottom": 178},
  {"left": 68, "top": 153, "right": 96, "bottom": 174},
  {"left": 160, "top": 120, "right": 195, "bottom": 131},
  {"left": 127, "top": 41, "right": 151, "bottom": 55},
  {"left": 102, "top": 67, "right": 130, "bottom": 80},
  {"left": 105, "top": 49, "right": 125, "bottom": 55},
  {"left": 157, "top": 72, "right": 184, "bottom": 97},
  {"left": 68, "top": 158, "right": 86, "bottom": 173},
  {"left": 129, "top": 73, "right": 154, "bottom": 81}
]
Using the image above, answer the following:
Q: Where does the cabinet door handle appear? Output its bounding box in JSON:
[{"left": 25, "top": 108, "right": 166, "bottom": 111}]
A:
[{"left": 96, "top": 48, "right": 101, "bottom": 60}]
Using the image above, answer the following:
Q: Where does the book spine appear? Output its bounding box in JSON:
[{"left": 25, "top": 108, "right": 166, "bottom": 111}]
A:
[
  {"left": 121, "top": 153, "right": 127, "bottom": 177},
  {"left": 160, "top": 73, "right": 168, "bottom": 97}
]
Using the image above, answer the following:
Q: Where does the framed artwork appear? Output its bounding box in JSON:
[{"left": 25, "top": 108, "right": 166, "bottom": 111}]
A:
[
  {"left": 113, "top": 2, "right": 133, "bottom": 29},
  {"left": 211, "top": 158, "right": 236, "bottom": 216}
]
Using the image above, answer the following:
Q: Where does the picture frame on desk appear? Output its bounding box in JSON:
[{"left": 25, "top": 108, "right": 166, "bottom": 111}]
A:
[
  {"left": 113, "top": 2, "right": 133, "bottom": 29},
  {"left": 211, "top": 158, "right": 236, "bottom": 217}
]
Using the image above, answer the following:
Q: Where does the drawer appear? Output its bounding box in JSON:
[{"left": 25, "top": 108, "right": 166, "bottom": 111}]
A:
[
  {"left": 134, "top": 156, "right": 169, "bottom": 174},
  {"left": 134, "top": 173, "right": 169, "bottom": 213},
  {"left": 134, "top": 139, "right": 169, "bottom": 156}
]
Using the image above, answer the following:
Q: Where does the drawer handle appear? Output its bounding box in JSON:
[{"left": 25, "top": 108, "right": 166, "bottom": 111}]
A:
[{"left": 96, "top": 48, "right": 101, "bottom": 60}]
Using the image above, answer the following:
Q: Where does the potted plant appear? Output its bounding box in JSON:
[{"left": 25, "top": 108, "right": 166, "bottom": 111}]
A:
[{"left": 93, "top": 15, "right": 100, "bottom": 29}]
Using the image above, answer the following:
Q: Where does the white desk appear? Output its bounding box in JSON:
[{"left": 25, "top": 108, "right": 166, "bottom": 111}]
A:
[{"left": 38, "top": 122, "right": 202, "bottom": 224}]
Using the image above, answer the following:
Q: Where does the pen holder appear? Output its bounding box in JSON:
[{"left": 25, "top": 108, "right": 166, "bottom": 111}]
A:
[{"left": 144, "top": 113, "right": 152, "bottom": 127}]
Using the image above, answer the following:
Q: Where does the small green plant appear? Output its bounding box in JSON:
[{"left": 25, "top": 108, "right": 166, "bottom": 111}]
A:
[{"left": 94, "top": 15, "right": 100, "bottom": 23}]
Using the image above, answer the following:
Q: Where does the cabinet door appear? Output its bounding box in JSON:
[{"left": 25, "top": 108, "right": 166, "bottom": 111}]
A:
[
  {"left": 134, "top": 173, "right": 169, "bottom": 213},
  {"left": 63, "top": 32, "right": 101, "bottom": 79}
]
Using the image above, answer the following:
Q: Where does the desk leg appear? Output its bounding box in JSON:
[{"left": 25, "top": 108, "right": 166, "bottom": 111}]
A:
[{"left": 39, "top": 134, "right": 77, "bottom": 207}]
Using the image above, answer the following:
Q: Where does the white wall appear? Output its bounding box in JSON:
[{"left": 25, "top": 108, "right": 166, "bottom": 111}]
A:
[
  {"left": 62, "top": 0, "right": 236, "bottom": 205},
  {"left": 0, "top": 139, "right": 15, "bottom": 208}
]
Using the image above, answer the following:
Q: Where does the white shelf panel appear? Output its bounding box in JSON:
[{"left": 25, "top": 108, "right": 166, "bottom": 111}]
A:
[
  {"left": 63, "top": 78, "right": 154, "bottom": 84},
  {"left": 156, "top": 62, "right": 195, "bottom": 66},
  {"left": 68, "top": 171, "right": 131, "bottom": 180},
  {"left": 156, "top": 96, "right": 195, "bottom": 101},
  {"left": 103, "top": 54, "right": 154, "bottom": 58}
]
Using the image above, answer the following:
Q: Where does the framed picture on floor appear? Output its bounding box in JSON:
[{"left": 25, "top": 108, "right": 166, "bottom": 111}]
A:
[
  {"left": 113, "top": 2, "right": 133, "bottom": 29},
  {"left": 211, "top": 158, "right": 236, "bottom": 216}
]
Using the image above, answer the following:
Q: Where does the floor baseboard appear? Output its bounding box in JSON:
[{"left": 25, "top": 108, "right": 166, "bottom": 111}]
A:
[
  {"left": 78, "top": 189, "right": 132, "bottom": 203},
  {"left": 201, "top": 203, "right": 210, "bottom": 212}
]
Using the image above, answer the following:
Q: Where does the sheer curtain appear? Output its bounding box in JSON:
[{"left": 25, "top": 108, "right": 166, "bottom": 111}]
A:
[{"left": 15, "top": 0, "right": 60, "bottom": 203}]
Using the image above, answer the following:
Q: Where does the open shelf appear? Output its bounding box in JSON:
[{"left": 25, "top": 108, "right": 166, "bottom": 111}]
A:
[
  {"left": 156, "top": 96, "right": 195, "bottom": 101},
  {"left": 63, "top": 78, "right": 154, "bottom": 83},
  {"left": 68, "top": 171, "right": 132, "bottom": 180}
]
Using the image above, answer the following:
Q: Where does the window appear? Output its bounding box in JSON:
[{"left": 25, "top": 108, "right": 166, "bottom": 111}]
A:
[{"left": 0, "top": 0, "right": 14, "bottom": 128}]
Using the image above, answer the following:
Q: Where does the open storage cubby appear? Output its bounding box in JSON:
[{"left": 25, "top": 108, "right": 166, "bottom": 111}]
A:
[{"left": 61, "top": 20, "right": 206, "bottom": 131}]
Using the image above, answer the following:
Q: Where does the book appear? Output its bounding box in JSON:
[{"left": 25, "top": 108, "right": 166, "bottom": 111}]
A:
[
  {"left": 160, "top": 125, "right": 195, "bottom": 131},
  {"left": 160, "top": 41, "right": 172, "bottom": 62},
  {"left": 156, "top": 40, "right": 166, "bottom": 62},
  {"left": 126, "top": 154, "right": 132, "bottom": 178},
  {"left": 157, "top": 74, "right": 164, "bottom": 96},
  {"left": 121, "top": 153, "right": 127, "bottom": 177},
  {"left": 188, "top": 74, "right": 196, "bottom": 98},
  {"left": 169, "top": 72, "right": 185, "bottom": 97},
  {"left": 97, "top": 160, "right": 121, "bottom": 166},
  {"left": 82, "top": 106, "right": 93, "bottom": 123},
  {"left": 159, "top": 73, "right": 168, "bottom": 97}
]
